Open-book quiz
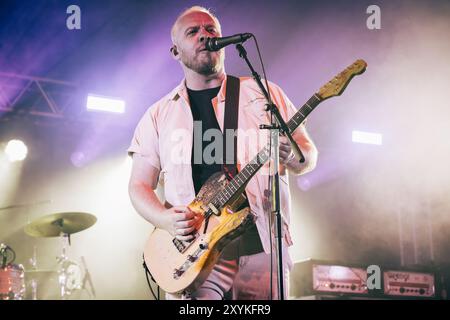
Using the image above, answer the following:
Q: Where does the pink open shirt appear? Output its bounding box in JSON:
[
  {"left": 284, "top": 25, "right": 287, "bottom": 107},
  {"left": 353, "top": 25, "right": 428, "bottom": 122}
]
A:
[{"left": 128, "top": 76, "right": 307, "bottom": 268}]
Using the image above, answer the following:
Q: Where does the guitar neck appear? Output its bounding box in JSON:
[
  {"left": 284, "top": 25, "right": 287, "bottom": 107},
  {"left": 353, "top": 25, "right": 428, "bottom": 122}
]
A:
[
  {"left": 286, "top": 94, "right": 321, "bottom": 134},
  {"left": 211, "top": 93, "right": 322, "bottom": 209},
  {"left": 210, "top": 57, "right": 368, "bottom": 209}
]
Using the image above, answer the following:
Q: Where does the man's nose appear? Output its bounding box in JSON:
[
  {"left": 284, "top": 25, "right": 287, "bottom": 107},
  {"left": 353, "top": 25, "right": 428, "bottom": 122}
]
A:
[{"left": 198, "top": 28, "right": 209, "bottom": 43}]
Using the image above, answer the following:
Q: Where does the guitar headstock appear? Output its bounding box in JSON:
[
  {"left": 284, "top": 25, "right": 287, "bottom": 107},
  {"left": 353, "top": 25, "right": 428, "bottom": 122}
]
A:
[{"left": 317, "top": 59, "right": 367, "bottom": 100}]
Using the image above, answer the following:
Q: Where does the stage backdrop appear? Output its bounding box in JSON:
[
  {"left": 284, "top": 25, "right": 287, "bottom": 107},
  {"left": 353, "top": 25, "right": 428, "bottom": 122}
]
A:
[{"left": 0, "top": 0, "right": 449, "bottom": 299}]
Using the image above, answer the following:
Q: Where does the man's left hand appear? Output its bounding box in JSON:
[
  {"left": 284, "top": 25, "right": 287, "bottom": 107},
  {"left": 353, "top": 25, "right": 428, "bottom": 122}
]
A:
[{"left": 279, "top": 136, "right": 294, "bottom": 165}]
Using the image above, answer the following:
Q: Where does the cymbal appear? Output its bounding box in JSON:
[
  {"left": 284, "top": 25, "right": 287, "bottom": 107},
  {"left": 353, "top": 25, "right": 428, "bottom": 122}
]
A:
[{"left": 24, "top": 212, "right": 97, "bottom": 237}]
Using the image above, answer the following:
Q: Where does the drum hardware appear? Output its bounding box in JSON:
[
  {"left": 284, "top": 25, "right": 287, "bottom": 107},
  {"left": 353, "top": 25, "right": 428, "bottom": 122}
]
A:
[
  {"left": 24, "top": 269, "right": 59, "bottom": 300},
  {"left": 56, "top": 232, "right": 83, "bottom": 299},
  {"left": 1, "top": 243, "right": 16, "bottom": 268},
  {"left": 23, "top": 212, "right": 97, "bottom": 299},
  {"left": 0, "top": 244, "right": 25, "bottom": 300},
  {"left": 24, "top": 245, "right": 58, "bottom": 300},
  {"left": 28, "top": 245, "right": 38, "bottom": 300},
  {"left": 81, "top": 256, "right": 96, "bottom": 299}
]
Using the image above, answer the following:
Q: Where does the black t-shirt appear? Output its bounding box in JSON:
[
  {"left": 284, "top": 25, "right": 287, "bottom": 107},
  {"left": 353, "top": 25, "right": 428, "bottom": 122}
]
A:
[
  {"left": 187, "top": 86, "right": 222, "bottom": 195},
  {"left": 187, "top": 86, "right": 263, "bottom": 256}
]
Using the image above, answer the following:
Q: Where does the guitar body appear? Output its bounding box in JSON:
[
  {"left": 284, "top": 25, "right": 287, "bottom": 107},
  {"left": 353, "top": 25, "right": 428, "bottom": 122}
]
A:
[{"left": 143, "top": 172, "right": 255, "bottom": 294}]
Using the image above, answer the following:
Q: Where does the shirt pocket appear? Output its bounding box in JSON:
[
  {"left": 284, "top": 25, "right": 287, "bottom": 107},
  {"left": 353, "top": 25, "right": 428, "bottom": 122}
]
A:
[{"left": 242, "top": 97, "right": 268, "bottom": 120}]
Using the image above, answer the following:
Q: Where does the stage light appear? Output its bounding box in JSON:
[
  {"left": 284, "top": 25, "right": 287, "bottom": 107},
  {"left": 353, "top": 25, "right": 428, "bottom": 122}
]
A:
[
  {"left": 352, "top": 130, "right": 382, "bottom": 145},
  {"left": 86, "top": 94, "right": 125, "bottom": 113},
  {"left": 5, "top": 139, "right": 28, "bottom": 162}
]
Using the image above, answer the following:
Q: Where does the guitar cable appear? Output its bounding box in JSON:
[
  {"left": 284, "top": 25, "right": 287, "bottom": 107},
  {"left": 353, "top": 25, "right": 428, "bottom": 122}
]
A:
[{"left": 142, "top": 255, "right": 160, "bottom": 300}]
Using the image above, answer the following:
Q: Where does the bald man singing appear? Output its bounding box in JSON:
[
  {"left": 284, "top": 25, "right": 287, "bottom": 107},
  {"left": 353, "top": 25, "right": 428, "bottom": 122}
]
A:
[{"left": 128, "top": 6, "right": 318, "bottom": 300}]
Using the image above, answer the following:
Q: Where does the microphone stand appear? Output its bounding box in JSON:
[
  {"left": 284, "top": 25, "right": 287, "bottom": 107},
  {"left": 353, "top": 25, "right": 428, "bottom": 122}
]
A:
[{"left": 235, "top": 43, "right": 304, "bottom": 300}]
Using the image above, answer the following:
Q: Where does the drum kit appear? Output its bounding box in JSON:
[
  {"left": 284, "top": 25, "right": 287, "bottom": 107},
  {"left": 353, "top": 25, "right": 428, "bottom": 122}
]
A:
[{"left": 0, "top": 212, "right": 96, "bottom": 300}]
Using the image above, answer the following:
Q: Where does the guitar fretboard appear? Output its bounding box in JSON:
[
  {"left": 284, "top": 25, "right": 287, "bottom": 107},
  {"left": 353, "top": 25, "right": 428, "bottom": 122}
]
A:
[{"left": 210, "top": 94, "right": 322, "bottom": 209}]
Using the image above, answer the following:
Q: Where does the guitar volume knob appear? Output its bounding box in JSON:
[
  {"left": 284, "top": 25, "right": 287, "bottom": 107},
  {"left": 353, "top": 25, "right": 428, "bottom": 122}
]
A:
[
  {"left": 173, "top": 268, "right": 184, "bottom": 278},
  {"left": 187, "top": 255, "right": 197, "bottom": 262}
]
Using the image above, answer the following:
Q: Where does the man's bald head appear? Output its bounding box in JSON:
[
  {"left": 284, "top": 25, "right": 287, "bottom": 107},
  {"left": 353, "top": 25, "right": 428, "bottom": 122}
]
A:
[{"left": 171, "top": 6, "right": 222, "bottom": 45}]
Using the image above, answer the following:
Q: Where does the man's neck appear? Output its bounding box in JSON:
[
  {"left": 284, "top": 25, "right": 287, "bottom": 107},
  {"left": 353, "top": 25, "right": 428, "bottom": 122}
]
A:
[{"left": 184, "top": 68, "right": 226, "bottom": 90}]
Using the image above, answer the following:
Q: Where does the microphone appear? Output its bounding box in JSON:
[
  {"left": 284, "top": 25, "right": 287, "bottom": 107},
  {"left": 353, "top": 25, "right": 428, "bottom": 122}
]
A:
[{"left": 205, "top": 33, "right": 253, "bottom": 51}]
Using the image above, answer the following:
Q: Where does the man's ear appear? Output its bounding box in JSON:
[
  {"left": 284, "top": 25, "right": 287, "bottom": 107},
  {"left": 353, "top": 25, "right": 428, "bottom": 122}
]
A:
[{"left": 170, "top": 45, "right": 179, "bottom": 59}]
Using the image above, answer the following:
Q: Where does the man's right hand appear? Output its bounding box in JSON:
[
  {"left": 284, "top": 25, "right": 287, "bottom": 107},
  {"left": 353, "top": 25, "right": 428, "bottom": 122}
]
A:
[{"left": 162, "top": 206, "right": 201, "bottom": 241}]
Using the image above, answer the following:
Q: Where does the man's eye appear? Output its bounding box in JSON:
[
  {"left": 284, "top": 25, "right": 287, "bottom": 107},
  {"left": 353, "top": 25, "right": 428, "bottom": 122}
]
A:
[{"left": 188, "top": 29, "right": 197, "bottom": 35}]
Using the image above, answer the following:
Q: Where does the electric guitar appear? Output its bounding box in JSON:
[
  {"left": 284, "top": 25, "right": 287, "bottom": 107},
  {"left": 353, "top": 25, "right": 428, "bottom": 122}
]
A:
[{"left": 143, "top": 59, "right": 367, "bottom": 294}]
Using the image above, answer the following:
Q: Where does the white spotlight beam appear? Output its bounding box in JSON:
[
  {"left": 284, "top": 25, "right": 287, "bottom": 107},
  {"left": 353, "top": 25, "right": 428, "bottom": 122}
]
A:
[
  {"left": 86, "top": 94, "right": 125, "bottom": 114},
  {"left": 352, "top": 130, "right": 383, "bottom": 145}
]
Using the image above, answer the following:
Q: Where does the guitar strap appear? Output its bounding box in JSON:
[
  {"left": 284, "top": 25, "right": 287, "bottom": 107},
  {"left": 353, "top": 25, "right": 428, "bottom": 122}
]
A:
[
  {"left": 223, "top": 75, "right": 262, "bottom": 255},
  {"left": 223, "top": 75, "right": 240, "bottom": 179}
]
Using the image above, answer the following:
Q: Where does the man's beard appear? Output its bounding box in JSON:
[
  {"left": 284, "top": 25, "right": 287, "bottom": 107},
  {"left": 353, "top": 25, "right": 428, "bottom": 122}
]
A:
[{"left": 182, "top": 51, "right": 224, "bottom": 75}]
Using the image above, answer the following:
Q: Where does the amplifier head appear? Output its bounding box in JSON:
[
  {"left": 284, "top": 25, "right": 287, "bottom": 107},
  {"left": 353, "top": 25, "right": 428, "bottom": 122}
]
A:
[
  {"left": 383, "top": 270, "right": 435, "bottom": 298},
  {"left": 289, "top": 259, "right": 369, "bottom": 298}
]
